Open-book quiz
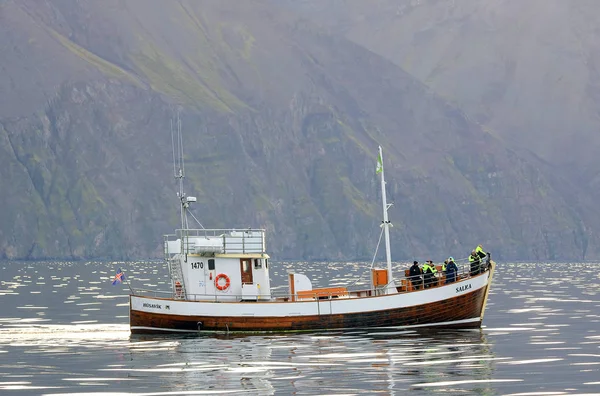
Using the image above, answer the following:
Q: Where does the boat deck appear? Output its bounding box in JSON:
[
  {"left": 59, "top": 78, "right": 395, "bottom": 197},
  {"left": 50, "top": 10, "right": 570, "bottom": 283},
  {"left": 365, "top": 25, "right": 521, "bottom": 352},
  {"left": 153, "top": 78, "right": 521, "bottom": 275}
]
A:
[{"left": 132, "top": 262, "right": 492, "bottom": 303}]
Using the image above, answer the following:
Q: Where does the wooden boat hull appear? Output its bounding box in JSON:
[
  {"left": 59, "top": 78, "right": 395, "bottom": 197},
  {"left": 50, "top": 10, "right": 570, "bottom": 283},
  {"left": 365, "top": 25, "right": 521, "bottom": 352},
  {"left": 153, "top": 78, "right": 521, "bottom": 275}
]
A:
[{"left": 129, "top": 265, "right": 494, "bottom": 334}]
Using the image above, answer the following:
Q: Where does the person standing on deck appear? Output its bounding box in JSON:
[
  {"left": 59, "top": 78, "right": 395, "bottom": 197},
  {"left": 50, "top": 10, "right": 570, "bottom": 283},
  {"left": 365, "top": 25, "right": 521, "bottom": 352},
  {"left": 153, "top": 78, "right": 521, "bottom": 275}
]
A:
[
  {"left": 469, "top": 250, "right": 481, "bottom": 276},
  {"left": 422, "top": 260, "right": 437, "bottom": 288},
  {"left": 409, "top": 261, "right": 422, "bottom": 290},
  {"left": 476, "top": 245, "right": 487, "bottom": 259},
  {"left": 445, "top": 257, "right": 458, "bottom": 284},
  {"left": 476, "top": 244, "right": 489, "bottom": 272}
]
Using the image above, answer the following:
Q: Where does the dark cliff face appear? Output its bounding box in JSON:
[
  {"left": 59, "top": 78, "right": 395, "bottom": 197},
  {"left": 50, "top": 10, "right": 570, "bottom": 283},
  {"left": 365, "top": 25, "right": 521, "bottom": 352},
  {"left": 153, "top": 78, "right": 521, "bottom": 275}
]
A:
[{"left": 0, "top": 0, "right": 598, "bottom": 261}]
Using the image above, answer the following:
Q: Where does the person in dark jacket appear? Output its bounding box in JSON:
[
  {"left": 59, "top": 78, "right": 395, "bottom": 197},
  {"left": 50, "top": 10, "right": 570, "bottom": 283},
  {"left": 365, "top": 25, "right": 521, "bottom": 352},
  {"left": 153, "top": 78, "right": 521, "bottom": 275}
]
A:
[
  {"left": 445, "top": 257, "right": 458, "bottom": 284},
  {"left": 409, "top": 261, "right": 422, "bottom": 290},
  {"left": 422, "top": 260, "right": 437, "bottom": 288}
]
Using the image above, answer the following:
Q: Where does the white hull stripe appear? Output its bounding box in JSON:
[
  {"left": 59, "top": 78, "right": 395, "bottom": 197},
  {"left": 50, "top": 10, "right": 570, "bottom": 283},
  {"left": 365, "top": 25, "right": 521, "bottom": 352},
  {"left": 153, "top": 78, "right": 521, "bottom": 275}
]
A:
[{"left": 131, "top": 273, "right": 490, "bottom": 318}]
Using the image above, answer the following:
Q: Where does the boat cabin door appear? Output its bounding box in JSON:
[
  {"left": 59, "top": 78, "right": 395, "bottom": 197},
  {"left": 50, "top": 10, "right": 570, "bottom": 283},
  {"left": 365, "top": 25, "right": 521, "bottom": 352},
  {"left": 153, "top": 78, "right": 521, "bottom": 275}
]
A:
[{"left": 240, "top": 258, "right": 253, "bottom": 284}]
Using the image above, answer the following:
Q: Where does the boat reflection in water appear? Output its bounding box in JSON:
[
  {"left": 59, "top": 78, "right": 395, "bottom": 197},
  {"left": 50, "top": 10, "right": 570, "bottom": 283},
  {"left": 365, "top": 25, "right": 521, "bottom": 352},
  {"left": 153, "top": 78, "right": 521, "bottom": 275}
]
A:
[{"left": 128, "top": 328, "right": 505, "bottom": 395}]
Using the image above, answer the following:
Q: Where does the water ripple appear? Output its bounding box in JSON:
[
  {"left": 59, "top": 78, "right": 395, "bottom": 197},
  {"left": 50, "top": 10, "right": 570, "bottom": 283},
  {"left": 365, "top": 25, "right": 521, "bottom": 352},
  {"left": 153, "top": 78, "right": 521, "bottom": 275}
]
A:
[{"left": 0, "top": 260, "right": 597, "bottom": 395}]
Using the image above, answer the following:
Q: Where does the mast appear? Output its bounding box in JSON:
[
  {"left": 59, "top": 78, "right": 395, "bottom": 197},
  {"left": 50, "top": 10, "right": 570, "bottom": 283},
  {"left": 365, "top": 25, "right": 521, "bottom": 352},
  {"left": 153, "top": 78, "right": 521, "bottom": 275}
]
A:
[
  {"left": 169, "top": 111, "right": 193, "bottom": 298},
  {"left": 171, "top": 111, "right": 196, "bottom": 232},
  {"left": 377, "top": 146, "right": 395, "bottom": 293}
]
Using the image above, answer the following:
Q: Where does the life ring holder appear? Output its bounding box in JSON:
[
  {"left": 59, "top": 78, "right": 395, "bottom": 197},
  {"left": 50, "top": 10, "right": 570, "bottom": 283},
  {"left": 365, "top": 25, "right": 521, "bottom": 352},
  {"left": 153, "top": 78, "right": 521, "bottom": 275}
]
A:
[{"left": 215, "top": 273, "right": 231, "bottom": 291}]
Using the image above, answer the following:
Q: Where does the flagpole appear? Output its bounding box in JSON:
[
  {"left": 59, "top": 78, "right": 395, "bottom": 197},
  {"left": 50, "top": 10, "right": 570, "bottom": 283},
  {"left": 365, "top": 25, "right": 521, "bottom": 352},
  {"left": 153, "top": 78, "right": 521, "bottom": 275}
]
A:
[
  {"left": 377, "top": 146, "right": 395, "bottom": 293},
  {"left": 123, "top": 273, "right": 133, "bottom": 294}
]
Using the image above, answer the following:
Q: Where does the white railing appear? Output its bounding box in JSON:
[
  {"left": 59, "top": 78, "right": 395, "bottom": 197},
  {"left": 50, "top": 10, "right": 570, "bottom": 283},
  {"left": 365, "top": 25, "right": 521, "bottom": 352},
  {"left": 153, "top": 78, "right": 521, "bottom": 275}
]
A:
[
  {"left": 131, "top": 289, "right": 352, "bottom": 302},
  {"left": 403, "top": 257, "right": 492, "bottom": 290},
  {"left": 164, "top": 228, "right": 266, "bottom": 257},
  {"left": 131, "top": 262, "right": 493, "bottom": 303}
]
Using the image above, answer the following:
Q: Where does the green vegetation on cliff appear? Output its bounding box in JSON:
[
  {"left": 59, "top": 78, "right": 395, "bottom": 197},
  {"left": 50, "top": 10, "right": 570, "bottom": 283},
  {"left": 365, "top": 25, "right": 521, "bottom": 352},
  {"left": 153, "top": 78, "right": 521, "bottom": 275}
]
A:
[{"left": 0, "top": 0, "right": 598, "bottom": 261}]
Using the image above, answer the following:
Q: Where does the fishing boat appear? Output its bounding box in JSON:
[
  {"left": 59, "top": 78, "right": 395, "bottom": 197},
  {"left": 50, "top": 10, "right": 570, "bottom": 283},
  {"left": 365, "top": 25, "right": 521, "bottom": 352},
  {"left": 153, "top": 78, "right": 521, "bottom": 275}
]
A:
[{"left": 129, "top": 139, "right": 496, "bottom": 334}]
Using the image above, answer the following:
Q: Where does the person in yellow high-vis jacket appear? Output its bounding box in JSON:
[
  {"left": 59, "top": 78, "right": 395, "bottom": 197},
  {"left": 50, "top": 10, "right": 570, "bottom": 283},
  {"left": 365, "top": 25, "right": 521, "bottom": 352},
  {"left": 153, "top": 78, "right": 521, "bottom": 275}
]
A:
[{"left": 422, "top": 260, "right": 437, "bottom": 288}]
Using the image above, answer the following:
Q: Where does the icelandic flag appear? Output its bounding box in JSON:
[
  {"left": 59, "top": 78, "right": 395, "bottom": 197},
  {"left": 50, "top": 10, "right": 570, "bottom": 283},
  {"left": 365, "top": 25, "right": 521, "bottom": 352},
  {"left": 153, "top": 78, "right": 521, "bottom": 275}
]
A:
[{"left": 112, "top": 268, "right": 125, "bottom": 285}]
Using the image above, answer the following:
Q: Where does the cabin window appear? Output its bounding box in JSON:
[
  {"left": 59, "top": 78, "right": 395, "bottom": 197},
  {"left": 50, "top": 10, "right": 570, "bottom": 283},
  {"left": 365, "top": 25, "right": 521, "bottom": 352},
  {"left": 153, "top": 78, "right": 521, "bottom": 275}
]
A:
[
  {"left": 254, "top": 259, "right": 262, "bottom": 269},
  {"left": 265, "top": 259, "right": 268, "bottom": 269},
  {"left": 208, "top": 259, "right": 215, "bottom": 270}
]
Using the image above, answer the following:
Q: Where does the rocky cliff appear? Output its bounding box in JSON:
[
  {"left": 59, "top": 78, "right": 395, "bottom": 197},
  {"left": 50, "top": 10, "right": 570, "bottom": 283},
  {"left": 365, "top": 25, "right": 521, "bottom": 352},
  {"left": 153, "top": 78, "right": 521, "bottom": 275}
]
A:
[
  {"left": 283, "top": 0, "right": 600, "bottom": 206},
  {"left": 0, "top": 0, "right": 598, "bottom": 261}
]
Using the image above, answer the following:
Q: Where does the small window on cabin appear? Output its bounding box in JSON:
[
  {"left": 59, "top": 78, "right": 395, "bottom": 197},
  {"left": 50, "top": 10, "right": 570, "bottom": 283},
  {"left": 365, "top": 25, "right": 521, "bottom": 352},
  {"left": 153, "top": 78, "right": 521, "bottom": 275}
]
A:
[
  {"left": 254, "top": 259, "right": 262, "bottom": 269},
  {"left": 265, "top": 259, "right": 268, "bottom": 269},
  {"left": 208, "top": 259, "right": 215, "bottom": 270},
  {"left": 243, "top": 260, "right": 250, "bottom": 272}
]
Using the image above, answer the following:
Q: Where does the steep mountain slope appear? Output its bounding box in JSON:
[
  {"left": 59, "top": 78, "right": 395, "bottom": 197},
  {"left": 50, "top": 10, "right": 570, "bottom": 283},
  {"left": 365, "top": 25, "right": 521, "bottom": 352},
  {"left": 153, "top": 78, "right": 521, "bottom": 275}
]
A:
[
  {"left": 0, "top": 0, "right": 598, "bottom": 261},
  {"left": 282, "top": 0, "right": 600, "bottom": 195}
]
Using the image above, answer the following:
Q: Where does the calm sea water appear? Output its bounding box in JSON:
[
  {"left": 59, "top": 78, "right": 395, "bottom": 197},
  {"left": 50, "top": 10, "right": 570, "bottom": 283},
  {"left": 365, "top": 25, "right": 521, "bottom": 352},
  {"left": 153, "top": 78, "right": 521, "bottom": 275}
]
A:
[{"left": 0, "top": 260, "right": 598, "bottom": 395}]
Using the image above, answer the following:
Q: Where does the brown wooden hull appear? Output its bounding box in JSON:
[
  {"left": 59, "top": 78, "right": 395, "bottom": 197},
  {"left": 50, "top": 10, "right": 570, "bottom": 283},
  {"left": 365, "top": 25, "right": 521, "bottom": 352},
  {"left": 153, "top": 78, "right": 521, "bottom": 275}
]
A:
[{"left": 130, "top": 285, "right": 488, "bottom": 334}]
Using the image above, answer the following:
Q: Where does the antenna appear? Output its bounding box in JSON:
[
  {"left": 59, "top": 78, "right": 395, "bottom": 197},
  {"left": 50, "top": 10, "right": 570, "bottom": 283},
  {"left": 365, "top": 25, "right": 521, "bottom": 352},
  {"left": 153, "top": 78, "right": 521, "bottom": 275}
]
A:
[
  {"left": 171, "top": 118, "right": 177, "bottom": 180},
  {"left": 170, "top": 110, "right": 197, "bottom": 230}
]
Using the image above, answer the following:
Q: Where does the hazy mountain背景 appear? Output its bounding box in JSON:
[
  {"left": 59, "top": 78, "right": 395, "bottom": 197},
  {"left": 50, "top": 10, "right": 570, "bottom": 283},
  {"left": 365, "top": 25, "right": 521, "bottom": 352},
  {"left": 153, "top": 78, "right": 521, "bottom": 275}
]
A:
[
  {"left": 0, "top": 0, "right": 598, "bottom": 261},
  {"left": 283, "top": 0, "right": 600, "bottom": 205}
]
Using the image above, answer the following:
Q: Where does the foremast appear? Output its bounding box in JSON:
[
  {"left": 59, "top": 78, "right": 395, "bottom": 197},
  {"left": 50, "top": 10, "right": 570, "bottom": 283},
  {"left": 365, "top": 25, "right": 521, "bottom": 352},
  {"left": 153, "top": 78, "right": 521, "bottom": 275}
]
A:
[
  {"left": 377, "top": 146, "right": 396, "bottom": 293},
  {"left": 172, "top": 115, "right": 196, "bottom": 230}
]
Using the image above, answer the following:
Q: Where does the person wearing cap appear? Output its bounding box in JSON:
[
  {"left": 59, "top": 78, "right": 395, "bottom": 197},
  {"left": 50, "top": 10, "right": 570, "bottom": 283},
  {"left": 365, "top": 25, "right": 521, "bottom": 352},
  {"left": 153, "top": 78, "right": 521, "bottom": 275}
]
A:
[
  {"left": 422, "top": 260, "right": 437, "bottom": 288},
  {"left": 408, "top": 260, "right": 422, "bottom": 290},
  {"left": 445, "top": 257, "right": 458, "bottom": 284}
]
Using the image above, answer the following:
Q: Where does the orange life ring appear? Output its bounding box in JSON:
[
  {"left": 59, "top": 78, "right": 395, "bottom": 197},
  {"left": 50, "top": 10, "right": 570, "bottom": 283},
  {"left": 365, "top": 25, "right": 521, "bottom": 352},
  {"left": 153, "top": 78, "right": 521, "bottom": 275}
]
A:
[{"left": 215, "top": 273, "right": 231, "bottom": 291}]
